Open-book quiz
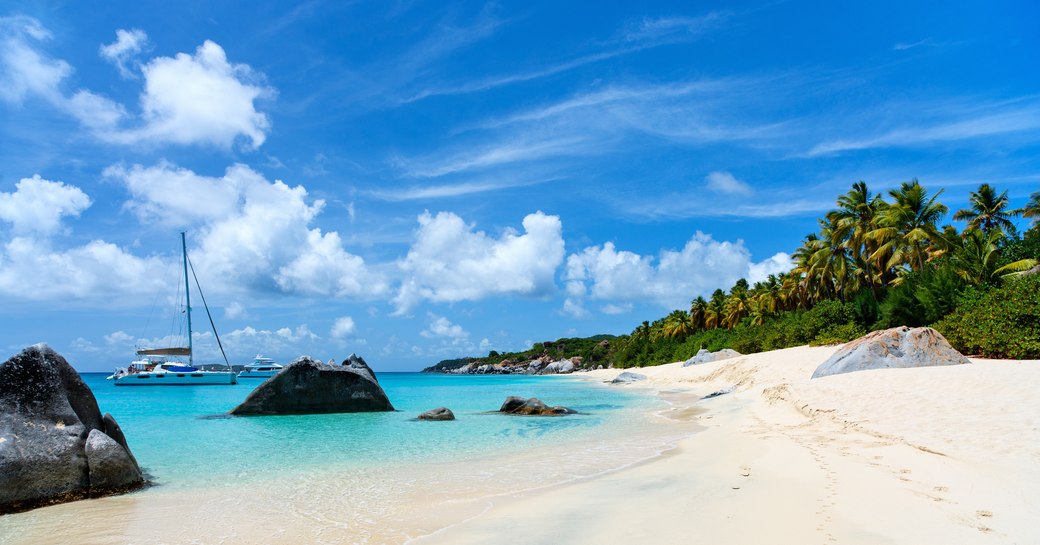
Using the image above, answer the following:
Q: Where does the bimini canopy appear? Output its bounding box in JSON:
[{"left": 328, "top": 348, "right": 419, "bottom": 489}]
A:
[{"left": 136, "top": 347, "right": 191, "bottom": 356}]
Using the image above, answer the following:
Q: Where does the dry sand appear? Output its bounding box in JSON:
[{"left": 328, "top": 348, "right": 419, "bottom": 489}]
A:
[{"left": 413, "top": 345, "right": 1040, "bottom": 545}]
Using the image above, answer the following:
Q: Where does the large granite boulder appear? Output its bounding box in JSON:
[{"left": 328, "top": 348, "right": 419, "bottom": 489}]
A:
[
  {"left": 342, "top": 352, "right": 377, "bottom": 382},
  {"left": 540, "top": 359, "right": 576, "bottom": 374},
  {"left": 682, "top": 348, "right": 742, "bottom": 367},
  {"left": 230, "top": 355, "right": 394, "bottom": 415},
  {"left": 811, "top": 326, "right": 971, "bottom": 379},
  {"left": 609, "top": 371, "right": 647, "bottom": 384},
  {"left": 1, "top": 345, "right": 143, "bottom": 514},
  {"left": 498, "top": 396, "right": 576, "bottom": 416},
  {"left": 417, "top": 407, "right": 455, "bottom": 421}
]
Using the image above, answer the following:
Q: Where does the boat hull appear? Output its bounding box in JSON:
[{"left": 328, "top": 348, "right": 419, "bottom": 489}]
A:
[
  {"left": 237, "top": 371, "right": 279, "bottom": 378},
  {"left": 113, "top": 371, "right": 238, "bottom": 385}
]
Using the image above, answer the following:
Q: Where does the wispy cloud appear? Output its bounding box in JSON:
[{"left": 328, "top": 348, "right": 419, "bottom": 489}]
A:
[
  {"left": 893, "top": 38, "right": 944, "bottom": 51},
  {"left": 394, "top": 77, "right": 789, "bottom": 180},
  {"left": 395, "top": 136, "right": 593, "bottom": 178},
  {"left": 369, "top": 175, "right": 562, "bottom": 201},
  {"left": 806, "top": 97, "right": 1040, "bottom": 156},
  {"left": 403, "top": 10, "right": 733, "bottom": 103}
]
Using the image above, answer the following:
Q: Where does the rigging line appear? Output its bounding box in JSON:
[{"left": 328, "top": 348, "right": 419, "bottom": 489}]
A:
[{"left": 186, "top": 256, "right": 232, "bottom": 371}]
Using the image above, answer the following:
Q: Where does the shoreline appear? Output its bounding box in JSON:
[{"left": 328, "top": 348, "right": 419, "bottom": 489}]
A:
[
  {"left": 4, "top": 346, "right": 1037, "bottom": 544},
  {"left": 413, "top": 345, "right": 1040, "bottom": 544},
  {"left": 0, "top": 373, "right": 699, "bottom": 545}
]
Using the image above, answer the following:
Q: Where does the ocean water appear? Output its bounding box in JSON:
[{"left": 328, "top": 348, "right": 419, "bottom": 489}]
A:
[
  {"left": 81, "top": 371, "right": 663, "bottom": 489},
  {"left": 2, "top": 371, "right": 697, "bottom": 544}
]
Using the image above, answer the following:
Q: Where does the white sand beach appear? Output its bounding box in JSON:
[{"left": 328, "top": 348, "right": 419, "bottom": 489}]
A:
[{"left": 415, "top": 345, "right": 1040, "bottom": 544}]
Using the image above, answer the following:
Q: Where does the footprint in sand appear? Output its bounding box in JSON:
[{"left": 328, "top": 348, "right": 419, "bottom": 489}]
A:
[{"left": 976, "top": 510, "right": 993, "bottom": 518}]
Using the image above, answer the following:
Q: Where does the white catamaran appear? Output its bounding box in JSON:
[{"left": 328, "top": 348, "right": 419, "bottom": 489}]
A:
[{"left": 109, "top": 233, "right": 238, "bottom": 386}]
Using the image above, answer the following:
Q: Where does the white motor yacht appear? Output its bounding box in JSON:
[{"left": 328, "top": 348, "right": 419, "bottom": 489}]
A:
[{"left": 238, "top": 356, "right": 284, "bottom": 378}]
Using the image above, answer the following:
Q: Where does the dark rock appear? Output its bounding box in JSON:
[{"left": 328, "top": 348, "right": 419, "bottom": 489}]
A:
[
  {"left": 230, "top": 356, "right": 394, "bottom": 415},
  {"left": 811, "top": 326, "right": 971, "bottom": 379},
  {"left": 84, "top": 429, "right": 141, "bottom": 490},
  {"left": 418, "top": 407, "right": 455, "bottom": 421},
  {"left": 609, "top": 371, "right": 647, "bottom": 384},
  {"left": 0, "top": 345, "right": 143, "bottom": 514},
  {"left": 498, "top": 396, "right": 575, "bottom": 416},
  {"left": 342, "top": 353, "right": 379, "bottom": 383}
]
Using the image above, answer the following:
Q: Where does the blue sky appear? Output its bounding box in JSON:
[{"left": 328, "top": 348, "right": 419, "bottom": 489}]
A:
[{"left": 1, "top": 1, "right": 1038, "bottom": 372}]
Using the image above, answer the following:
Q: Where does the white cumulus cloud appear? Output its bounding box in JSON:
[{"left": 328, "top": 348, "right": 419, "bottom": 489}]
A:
[
  {"left": 1, "top": 17, "right": 271, "bottom": 150},
  {"left": 330, "top": 316, "right": 356, "bottom": 339},
  {"left": 127, "top": 40, "right": 272, "bottom": 149},
  {"left": 106, "top": 162, "right": 387, "bottom": 299},
  {"left": 0, "top": 175, "right": 92, "bottom": 235},
  {"left": 421, "top": 314, "right": 469, "bottom": 342},
  {"left": 0, "top": 236, "right": 170, "bottom": 302},
  {"left": 394, "top": 211, "right": 565, "bottom": 313},
  {"left": 564, "top": 232, "right": 789, "bottom": 312}
]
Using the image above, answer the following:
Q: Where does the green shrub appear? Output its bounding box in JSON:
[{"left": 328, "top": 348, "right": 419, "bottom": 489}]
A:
[{"left": 934, "top": 274, "right": 1040, "bottom": 358}]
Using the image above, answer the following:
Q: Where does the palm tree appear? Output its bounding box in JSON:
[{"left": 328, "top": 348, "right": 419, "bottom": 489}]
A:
[
  {"left": 948, "top": 228, "right": 1004, "bottom": 286},
  {"left": 953, "top": 183, "right": 1015, "bottom": 235},
  {"left": 723, "top": 290, "right": 750, "bottom": 328},
  {"left": 662, "top": 310, "right": 695, "bottom": 339},
  {"left": 809, "top": 215, "right": 852, "bottom": 301},
  {"left": 689, "top": 296, "right": 708, "bottom": 330},
  {"left": 869, "top": 179, "right": 948, "bottom": 273},
  {"left": 704, "top": 289, "right": 726, "bottom": 329},
  {"left": 1016, "top": 190, "right": 1040, "bottom": 228},
  {"left": 831, "top": 181, "right": 886, "bottom": 294}
]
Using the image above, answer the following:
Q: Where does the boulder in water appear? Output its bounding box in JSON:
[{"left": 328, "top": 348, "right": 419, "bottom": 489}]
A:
[
  {"left": 229, "top": 355, "right": 394, "bottom": 415},
  {"left": 811, "top": 326, "right": 971, "bottom": 379},
  {"left": 499, "top": 396, "right": 576, "bottom": 416},
  {"left": 0, "top": 345, "right": 143, "bottom": 514},
  {"left": 417, "top": 407, "right": 455, "bottom": 421}
]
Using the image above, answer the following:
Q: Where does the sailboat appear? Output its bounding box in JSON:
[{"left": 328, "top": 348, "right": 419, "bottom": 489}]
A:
[{"left": 110, "top": 233, "right": 238, "bottom": 386}]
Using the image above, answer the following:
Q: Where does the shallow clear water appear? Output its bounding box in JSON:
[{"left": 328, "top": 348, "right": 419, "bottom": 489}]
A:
[
  {"left": 83, "top": 371, "right": 662, "bottom": 489},
  {"left": 1, "top": 372, "right": 693, "bottom": 544}
]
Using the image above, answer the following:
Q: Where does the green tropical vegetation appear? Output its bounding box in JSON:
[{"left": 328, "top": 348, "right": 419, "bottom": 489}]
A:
[{"left": 428, "top": 181, "right": 1040, "bottom": 372}]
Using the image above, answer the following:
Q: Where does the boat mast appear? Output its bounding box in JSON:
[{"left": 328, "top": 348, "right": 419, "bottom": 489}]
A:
[{"left": 181, "top": 232, "right": 193, "bottom": 366}]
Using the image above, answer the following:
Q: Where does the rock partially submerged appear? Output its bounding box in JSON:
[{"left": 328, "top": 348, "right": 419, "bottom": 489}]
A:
[
  {"left": 229, "top": 355, "right": 394, "bottom": 415},
  {"left": 417, "top": 407, "right": 455, "bottom": 421},
  {"left": 1, "top": 345, "right": 143, "bottom": 514},
  {"left": 811, "top": 326, "right": 971, "bottom": 379},
  {"left": 609, "top": 371, "right": 647, "bottom": 384},
  {"left": 499, "top": 396, "right": 576, "bottom": 416},
  {"left": 682, "top": 348, "right": 741, "bottom": 367}
]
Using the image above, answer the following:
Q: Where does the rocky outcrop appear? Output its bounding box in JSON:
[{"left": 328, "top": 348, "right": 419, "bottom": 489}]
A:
[
  {"left": 499, "top": 396, "right": 576, "bottom": 416},
  {"left": 811, "top": 326, "right": 971, "bottom": 379},
  {"left": 230, "top": 355, "right": 394, "bottom": 415},
  {"left": 1, "top": 345, "right": 143, "bottom": 514},
  {"left": 682, "top": 348, "right": 742, "bottom": 367},
  {"left": 540, "top": 359, "right": 576, "bottom": 374},
  {"left": 609, "top": 371, "right": 647, "bottom": 384},
  {"left": 418, "top": 407, "right": 455, "bottom": 421}
]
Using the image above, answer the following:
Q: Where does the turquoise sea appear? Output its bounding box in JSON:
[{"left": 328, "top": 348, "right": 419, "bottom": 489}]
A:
[
  {"left": 80, "top": 371, "right": 664, "bottom": 489},
  {"left": 3, "top": 371, "right": 695, "bottom": 544}
]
